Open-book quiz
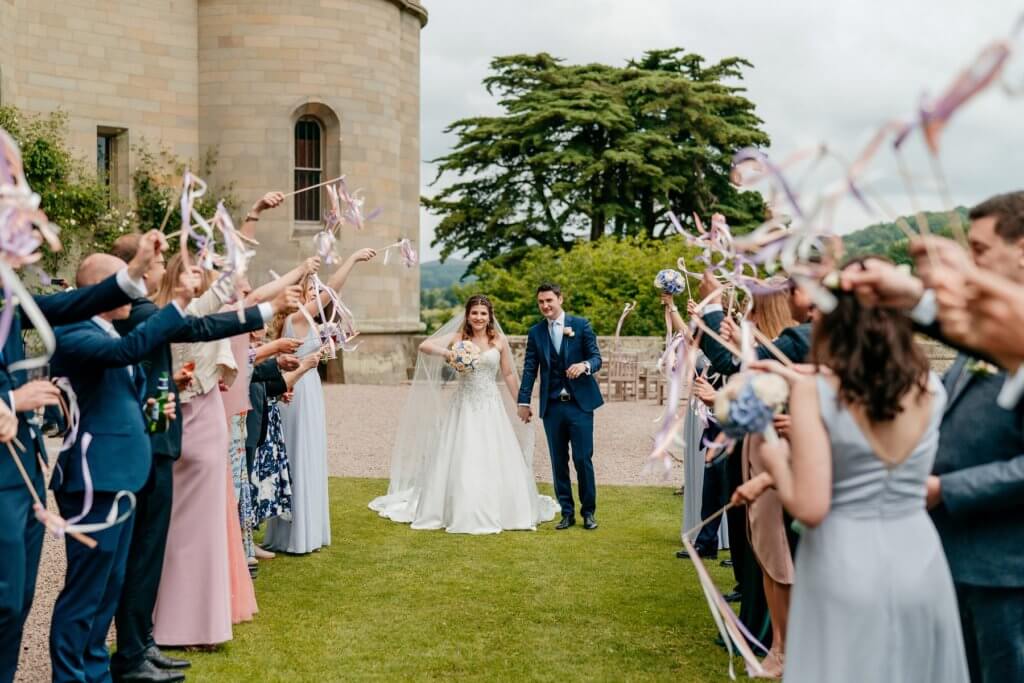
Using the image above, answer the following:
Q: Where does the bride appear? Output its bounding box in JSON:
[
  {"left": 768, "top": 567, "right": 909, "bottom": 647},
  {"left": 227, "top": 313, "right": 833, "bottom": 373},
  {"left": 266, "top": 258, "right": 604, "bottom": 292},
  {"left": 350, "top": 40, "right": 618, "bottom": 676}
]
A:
[{"left": 369, "top": 294, "right": 559, "bottom": 534}]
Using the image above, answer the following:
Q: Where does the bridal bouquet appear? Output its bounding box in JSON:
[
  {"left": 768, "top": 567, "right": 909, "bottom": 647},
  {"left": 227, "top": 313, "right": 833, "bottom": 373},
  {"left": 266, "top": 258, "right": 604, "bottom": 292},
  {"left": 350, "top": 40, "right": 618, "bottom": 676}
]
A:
[
  {"left": 654, "top": 269, "right": 686, "bottom": 295},
  {"left": 713, "top": 372, "right": 789, "bottom": 441},
  {"left": 447, "top": 340, "right": 481, "bottom": 374}
]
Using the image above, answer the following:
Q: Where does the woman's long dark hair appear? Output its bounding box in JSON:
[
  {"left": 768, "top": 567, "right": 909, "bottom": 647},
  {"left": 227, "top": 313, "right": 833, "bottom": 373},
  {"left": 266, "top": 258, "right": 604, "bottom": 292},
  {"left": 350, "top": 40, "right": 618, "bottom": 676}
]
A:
[
  {"left": 461, "top": 294, "right": 497, "bottom": 344},
  {"left": 811, "top": 257, "right": 930, "bottom": 423}
]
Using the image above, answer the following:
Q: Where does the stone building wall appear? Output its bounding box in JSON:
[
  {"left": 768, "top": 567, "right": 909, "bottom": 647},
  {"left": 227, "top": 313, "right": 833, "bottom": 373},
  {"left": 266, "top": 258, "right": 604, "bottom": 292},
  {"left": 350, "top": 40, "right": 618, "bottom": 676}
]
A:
[
  {"left": 197, "top": 0, "right": 425, "bottom": 384},
  {"left": 3, "top": 0, "right": 201, "bottom": 168},
  {"left": 0, "top": 0, "right": 427, "bottom": 384}
]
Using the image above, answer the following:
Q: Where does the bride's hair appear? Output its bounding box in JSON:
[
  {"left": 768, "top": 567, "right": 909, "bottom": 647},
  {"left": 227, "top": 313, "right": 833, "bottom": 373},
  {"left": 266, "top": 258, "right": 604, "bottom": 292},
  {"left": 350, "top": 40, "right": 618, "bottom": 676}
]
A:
[
  {"left": 461, "top": 294, "right": 497, "bottom": 344},
  {"left": 810, "top": 256, "right": 930, "bottom": 423}
]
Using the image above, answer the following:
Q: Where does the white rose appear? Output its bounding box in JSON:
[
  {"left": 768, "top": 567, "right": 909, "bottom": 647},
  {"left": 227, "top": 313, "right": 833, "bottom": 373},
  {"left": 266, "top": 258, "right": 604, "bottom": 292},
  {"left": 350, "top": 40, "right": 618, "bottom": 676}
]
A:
[{"left": 751, "top": 373, "right": 789, "bottom": 410}]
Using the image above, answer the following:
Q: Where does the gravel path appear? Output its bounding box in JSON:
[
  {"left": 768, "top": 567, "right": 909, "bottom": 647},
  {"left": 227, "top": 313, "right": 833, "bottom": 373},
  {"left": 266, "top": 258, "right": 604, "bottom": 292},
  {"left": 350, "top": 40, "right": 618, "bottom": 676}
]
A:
[{"left": 18, "top": 385, "right": 679, "bottom": 681}]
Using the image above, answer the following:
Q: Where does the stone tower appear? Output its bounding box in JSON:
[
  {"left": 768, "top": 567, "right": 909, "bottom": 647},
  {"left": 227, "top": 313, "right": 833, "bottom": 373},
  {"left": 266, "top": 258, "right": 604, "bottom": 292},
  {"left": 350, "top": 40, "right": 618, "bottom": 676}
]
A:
[
  {"left": 0, "top": 0, "right": 427, "bottom": 383},
  {"left": 197, "top": 0, "right": 427, "bottom": 382}
]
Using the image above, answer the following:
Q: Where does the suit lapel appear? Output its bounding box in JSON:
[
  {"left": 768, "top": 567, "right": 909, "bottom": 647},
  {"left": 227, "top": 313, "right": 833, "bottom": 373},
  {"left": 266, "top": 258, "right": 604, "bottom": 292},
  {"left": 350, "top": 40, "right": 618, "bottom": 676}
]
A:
[{"left": 539, "top": 320, "right": 552, "bottom": 366}]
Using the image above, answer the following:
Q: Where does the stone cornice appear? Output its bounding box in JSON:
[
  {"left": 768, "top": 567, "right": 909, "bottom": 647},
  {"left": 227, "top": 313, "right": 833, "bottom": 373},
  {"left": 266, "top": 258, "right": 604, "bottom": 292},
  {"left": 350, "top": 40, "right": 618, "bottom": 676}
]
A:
[{"left": 387, "top": 0, "right": 428, "bottom": 27}]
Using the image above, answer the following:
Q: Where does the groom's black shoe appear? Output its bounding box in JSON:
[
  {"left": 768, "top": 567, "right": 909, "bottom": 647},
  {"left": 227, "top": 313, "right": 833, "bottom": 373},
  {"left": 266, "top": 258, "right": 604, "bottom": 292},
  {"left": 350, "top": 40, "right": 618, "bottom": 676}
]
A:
[
  {"left": 582, "top": 513, "right": 598, "bottom": 530},
  {"left": 556, "top": 514, "right": 576, "bottom": 530}
]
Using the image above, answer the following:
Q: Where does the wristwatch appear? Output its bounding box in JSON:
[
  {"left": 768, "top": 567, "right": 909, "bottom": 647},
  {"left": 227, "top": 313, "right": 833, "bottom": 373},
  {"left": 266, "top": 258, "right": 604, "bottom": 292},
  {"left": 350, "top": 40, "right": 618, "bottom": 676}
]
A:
[{"left": 668, "top": 306, "right": 679, "bottom": 313}]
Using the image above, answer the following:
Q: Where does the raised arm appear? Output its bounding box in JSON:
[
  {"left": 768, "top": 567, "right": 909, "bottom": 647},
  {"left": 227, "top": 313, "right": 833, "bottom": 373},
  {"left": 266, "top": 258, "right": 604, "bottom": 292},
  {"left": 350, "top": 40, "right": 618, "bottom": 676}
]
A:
[
  {"left": 246, "top": 257, "right": 320, "bottom": 306},
  {"left": 295, "top": 248, "right": 377, "bottom": 321},
  {"left": 238, "top": 191, "right": 285, "bottom": 240},
  {"left": 56, "top": 304, "right": 189, "bottom": 368},
  {"left": 418, "top": 330, "right": 459, "bottom": 360}
]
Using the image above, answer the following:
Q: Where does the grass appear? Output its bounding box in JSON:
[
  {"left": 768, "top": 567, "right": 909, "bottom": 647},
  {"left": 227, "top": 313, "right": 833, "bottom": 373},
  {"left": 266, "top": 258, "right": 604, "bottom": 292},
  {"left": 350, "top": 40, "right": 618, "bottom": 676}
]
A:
[{"left": 173, "top": 478, "right": 737, "bottom": 682}]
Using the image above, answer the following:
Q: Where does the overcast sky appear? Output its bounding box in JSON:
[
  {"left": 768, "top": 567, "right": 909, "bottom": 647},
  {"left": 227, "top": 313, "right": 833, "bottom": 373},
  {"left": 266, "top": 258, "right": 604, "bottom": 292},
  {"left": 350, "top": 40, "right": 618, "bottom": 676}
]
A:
[{"left": 417, "top": 0, "right": 1024, "bottom": 261}]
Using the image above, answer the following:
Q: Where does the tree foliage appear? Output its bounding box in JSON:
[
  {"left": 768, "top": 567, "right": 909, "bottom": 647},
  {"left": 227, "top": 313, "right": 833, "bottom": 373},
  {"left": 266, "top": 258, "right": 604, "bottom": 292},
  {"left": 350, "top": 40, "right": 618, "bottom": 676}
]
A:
[
  {"left": 0, "top": 106, "right": 235, "bottom": 279},
  {"left": 424, "top": 49, "right": 770, "bottom": 272},
  {"left": 842, "top": 208, "right": 967, "bottom": 265},
  {"left": 454, "top": 235, "right": 705, "bottom": 336}
]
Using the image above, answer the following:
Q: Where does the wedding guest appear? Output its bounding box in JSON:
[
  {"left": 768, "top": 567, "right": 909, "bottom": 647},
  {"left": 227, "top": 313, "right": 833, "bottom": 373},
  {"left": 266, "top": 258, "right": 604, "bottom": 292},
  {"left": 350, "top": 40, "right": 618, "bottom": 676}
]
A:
[
  {"left": 48, "top": 254, "right": 198, "bottom": 683},
  {"left": 248, "top": 343, "right": 320, "bottom": 541},
  {"left": 662, "top": 293, "right": 730, "bottom": 561},
  {"left": 151, "top": 254, "right": 314, "bottom": 647},
  {"left": 0, "top": 231, "right": 163, "bottom": 683},
  {"left": 221, "top": 290, "right": 302, "bottom": 567},
  {"left": 107, "top": 233, "right": 298, "bottom": 682},
  {"left": 731, "top": 281, "right": 797, "bottom": 678},
  {"left": 264, "top": 247, "right": 377, "bottom": 554},
  {"left": 749, "top": 258, "right": 969, "bottom": 683},
  {"left": 694, "top": 272, "right": 810, "bottom": 653},
  {"left": 843, "top": 192, "right": 1024, "bottom": 682}
]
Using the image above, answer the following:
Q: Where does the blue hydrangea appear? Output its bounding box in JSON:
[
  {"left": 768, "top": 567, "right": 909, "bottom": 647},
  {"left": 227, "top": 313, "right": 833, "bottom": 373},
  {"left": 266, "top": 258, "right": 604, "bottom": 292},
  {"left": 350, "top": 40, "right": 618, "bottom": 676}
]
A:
[
  {"left": 722, "top": 382, "right": 775, "bottom": 439},
  {"left": 654, "top": 269, "right": 685, "bottom": 295}
]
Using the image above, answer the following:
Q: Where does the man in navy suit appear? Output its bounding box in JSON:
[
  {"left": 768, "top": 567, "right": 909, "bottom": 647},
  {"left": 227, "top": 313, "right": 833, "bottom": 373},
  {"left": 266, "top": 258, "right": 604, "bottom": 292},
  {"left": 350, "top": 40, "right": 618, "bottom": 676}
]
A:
[
  {"left": 0, "top": 231, "right": 165, "bottom": 683},
  {"left": 105, "top": 234, "right": 301, "bottom": 683},
  {"left": 47, "top": 253, "right": 200, "bottom": 683},
  {"left": 518, "top": 283, "right": 603, "bottom": 530}
]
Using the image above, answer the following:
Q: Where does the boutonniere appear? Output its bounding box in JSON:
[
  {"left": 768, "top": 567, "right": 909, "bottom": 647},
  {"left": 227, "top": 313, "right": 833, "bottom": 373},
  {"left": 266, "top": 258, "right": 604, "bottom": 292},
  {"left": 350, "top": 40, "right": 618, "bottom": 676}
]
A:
[
  {"left": 564, "top": 327, "right": 575, "bottom": 338},
  {"left": 967, "top": 359, "right": 999, "bottom": 377}
]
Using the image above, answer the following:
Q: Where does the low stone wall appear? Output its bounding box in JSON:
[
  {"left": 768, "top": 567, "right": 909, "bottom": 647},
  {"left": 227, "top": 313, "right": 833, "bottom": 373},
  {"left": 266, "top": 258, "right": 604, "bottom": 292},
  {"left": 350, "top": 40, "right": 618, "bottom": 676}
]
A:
[{"left": 400, "top": 334, "right": 957, "bottom": 379}]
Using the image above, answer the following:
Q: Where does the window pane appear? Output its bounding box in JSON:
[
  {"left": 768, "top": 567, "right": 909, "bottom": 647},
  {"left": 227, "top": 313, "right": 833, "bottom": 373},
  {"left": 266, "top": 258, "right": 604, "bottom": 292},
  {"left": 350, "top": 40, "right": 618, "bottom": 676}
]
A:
[
  {"left": 294, "top": 117, "right": 323, "bottom": 221},
  {"left": 294, "top": 169, "right": 321, "bottom": 221},
  {"left": 294, "top": 118, "right": 321, "bottom": 169},
  {"left": 96, "top": 136, "right": 112, "bottom": 186}
]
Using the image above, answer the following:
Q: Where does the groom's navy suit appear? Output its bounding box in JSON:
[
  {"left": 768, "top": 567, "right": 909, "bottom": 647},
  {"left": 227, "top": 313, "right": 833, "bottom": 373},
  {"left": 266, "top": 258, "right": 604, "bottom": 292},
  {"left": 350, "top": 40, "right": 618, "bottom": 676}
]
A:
[{"left": 519, "top": 314, "right": 603, "bottom": 517}]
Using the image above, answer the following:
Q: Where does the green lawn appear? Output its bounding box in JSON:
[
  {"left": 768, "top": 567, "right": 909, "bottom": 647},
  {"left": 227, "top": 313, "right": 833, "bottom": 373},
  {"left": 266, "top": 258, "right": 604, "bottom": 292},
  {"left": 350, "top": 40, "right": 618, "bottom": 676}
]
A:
[{"left": 174, "top": 478, "right": 737, "bottom": 682}]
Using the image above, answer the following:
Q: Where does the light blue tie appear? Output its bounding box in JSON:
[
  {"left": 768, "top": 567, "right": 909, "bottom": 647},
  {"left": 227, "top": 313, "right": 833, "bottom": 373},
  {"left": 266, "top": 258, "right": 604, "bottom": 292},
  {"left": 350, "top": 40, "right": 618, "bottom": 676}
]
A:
[{"left": 550, "top": 320, "right": 561, "bottom": 354}]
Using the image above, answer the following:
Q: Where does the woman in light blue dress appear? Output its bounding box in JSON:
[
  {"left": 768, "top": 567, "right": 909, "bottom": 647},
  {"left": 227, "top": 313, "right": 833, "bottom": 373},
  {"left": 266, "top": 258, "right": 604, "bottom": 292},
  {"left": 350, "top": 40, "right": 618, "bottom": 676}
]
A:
[
  {"left": 744, "top": 263, "right": 968, "bottom": 682},
  {"left": 264, "top": 247, "right": 377, "bottom": 553}
]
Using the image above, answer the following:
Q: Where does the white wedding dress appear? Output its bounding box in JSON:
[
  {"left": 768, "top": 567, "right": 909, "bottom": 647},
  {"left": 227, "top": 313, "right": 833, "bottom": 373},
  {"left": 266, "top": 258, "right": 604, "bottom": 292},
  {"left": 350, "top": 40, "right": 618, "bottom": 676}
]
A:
[{"left": 370, "top": 347, "right": 559, "bottom": 534}]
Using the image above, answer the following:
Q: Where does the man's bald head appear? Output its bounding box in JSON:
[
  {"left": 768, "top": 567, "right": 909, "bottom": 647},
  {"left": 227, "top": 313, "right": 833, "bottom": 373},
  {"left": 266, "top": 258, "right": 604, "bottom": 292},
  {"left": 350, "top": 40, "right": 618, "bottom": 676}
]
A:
[{"left": 76, "top": 253, "right": 127, "bottom": 288}]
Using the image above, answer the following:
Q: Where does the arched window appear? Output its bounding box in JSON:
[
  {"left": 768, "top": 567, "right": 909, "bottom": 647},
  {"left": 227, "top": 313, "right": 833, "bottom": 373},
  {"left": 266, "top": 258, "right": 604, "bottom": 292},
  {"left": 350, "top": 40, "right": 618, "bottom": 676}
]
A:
[{"left": 294, "top": 116, "right": 323, "bottom": 222}]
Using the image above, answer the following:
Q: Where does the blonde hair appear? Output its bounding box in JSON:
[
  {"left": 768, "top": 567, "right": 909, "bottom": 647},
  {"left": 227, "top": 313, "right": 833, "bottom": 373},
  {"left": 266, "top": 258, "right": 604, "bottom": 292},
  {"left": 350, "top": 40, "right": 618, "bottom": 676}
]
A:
[
  {"left": 751, "top": 277, "right": 796, "bottom": 340},
  {"left": 153, "top": 252, "right": 214, "bottom": 307}
]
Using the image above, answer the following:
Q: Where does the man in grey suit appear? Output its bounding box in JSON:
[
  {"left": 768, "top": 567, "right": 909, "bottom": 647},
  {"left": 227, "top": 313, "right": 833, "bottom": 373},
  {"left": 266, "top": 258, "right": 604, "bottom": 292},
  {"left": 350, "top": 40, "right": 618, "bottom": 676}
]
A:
[
  {"left": 841, "top": 191, "right": 1024, "bottom": 682},
  {"left": 923, "top": 193, "right": 1024, "bottom": 683}
]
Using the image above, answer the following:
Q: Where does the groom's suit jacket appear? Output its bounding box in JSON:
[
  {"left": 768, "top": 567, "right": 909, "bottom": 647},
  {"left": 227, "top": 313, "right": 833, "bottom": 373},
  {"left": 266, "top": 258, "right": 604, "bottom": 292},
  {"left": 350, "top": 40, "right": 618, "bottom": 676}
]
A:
[
  {"left": 519, "top": 314, "right": 603, "bottom": 419},
  {"left": 930, "top": 354, "right": 1024, "bottom": 588}
]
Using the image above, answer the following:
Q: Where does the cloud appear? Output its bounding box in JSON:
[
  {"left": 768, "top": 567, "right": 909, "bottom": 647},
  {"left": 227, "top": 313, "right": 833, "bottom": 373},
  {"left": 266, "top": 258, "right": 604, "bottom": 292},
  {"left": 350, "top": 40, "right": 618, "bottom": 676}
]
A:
[{"left": 419, "top": 0, "right": 1024, "bottom": 260}]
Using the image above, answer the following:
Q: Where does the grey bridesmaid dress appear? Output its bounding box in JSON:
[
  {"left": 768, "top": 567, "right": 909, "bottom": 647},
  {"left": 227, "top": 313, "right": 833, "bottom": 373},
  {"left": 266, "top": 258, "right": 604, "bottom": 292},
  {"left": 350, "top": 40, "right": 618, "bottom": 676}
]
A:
[{"left": 784, "top": 374, "right": 968, "bottom": 682}]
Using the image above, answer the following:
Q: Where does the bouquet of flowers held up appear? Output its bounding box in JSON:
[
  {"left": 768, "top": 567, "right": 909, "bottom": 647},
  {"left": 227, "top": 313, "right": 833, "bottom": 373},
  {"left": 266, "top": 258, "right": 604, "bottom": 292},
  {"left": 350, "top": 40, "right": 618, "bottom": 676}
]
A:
[
  {"left": 447, "top": 340, "right": 481, "bottom": 375},
  {"left": 654, "top": 269, "right": 686, "bottom": 295},
  {"left": 713, "top": 371, "right": 789, "bottom": 441}
]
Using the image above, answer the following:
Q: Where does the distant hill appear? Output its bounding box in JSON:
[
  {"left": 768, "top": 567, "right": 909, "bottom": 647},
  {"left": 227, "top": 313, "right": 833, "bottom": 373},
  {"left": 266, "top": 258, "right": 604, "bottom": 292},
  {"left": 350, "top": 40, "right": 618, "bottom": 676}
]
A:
[
  {"left": 843, "top": 208, "right": 967, "bottom": 265},
  {"left": 420, "top": 259, "right": 475, "bottom": 290}
]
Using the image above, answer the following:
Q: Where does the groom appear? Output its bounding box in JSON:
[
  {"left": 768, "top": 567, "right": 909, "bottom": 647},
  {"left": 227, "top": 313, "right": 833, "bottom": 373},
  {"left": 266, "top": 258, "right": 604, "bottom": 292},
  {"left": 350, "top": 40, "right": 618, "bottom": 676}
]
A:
[{"left": 518, "top": 283, "right": 603, "bottom": 530}]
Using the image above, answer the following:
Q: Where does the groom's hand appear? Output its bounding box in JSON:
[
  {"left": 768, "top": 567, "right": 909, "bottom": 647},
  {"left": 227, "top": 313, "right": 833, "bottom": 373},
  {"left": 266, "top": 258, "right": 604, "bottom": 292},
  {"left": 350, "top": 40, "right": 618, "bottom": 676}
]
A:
[
  {"left": 566, "top": 362, "right": 589, "bottom": 379},
  {"left": 517, "top": 405, "right": 532, "bottom": 423}
]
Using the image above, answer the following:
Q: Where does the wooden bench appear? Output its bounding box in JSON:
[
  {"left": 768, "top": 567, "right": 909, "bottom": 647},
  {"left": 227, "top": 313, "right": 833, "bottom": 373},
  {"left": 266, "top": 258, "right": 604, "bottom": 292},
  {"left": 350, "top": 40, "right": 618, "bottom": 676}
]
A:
[{"left": 603, "top": 352, "right": 640, "bottom": 401}]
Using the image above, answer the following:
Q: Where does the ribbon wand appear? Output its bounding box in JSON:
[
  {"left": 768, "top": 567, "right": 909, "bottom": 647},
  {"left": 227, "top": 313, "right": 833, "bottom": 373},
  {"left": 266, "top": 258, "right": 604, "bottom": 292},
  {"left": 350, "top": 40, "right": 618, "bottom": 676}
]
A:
[
  {"left": 5, "top": 442, "right": 96, "bottom": 548},
  {"left": 280, "top": 175, "right": 346, "bottom": 199}
]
